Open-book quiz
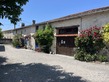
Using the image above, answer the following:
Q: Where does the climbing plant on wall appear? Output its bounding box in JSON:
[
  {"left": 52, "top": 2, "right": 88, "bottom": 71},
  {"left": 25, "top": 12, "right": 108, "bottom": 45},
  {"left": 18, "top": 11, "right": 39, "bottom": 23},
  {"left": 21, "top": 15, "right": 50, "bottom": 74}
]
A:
[{"left": 34, "top": 23, "right": 54, "bottom": 53}]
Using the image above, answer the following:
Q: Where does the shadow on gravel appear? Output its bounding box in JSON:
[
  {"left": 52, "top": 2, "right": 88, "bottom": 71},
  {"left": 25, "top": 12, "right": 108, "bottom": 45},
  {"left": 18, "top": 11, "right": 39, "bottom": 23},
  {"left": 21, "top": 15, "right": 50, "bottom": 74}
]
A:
[
  {"left": 0, "top": 45, "right": 5, "bottom": 52},
  {"left": 0, "top": 63, "right": 88, "bottom": 82}
]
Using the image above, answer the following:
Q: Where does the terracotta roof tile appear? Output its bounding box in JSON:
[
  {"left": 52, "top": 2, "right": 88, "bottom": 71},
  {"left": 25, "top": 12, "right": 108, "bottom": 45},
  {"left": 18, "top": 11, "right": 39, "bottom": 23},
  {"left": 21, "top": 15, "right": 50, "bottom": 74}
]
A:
[{"left": 37, "top": 6, "right": 109, "bottom": 25}]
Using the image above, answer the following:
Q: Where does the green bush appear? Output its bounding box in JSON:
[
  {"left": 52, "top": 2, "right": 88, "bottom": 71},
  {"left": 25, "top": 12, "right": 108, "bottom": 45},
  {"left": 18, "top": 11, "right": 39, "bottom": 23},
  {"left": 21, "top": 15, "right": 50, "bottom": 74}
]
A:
[
  {"left": 74, "top": 51, "right": 85, "bottom": 61},
  {"left": 75, "top": 26, "right": 106, "bottom": 62},
  {"left": 34, "top": 23, "right": 54, "bottom": 53},
  {"left": 102, "top": 23, "right": 109, "bottom": 50},
  {"left": 12, "top": 34, "right": 22, "bottom": 48},
  {"left": 75, "top": 26, "right": 104, "bottom": 54},
  {"left": 84, "top": 54, "right": 92, "bottom": 62},
  {"left": 91, "top": 54, "right": 98, "bottom": 61},
  {"left": 98, "top": 55, "right": 108, "bottom": 62}
]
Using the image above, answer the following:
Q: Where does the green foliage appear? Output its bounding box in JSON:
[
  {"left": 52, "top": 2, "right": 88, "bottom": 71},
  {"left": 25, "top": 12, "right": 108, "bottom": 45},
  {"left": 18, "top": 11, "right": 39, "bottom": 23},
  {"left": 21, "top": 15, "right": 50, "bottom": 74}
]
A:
[
  {"left": 91, "top": 54, "right": 98, "bottom": 61},
  {"left": 0, "top": 28, "right": 3, "bottom": 39},
  {"left": 98, "top": 55, "right": 108, "bottom": 62},
  {"left": 84, "top": 54, "right": 92, "bottom": 62},
  {"left": 12, "top": 34, "right": 22, "bottom": 47},
  {"left": 74, "top": 51, "right": 85, "bottom": 61},
  {"left": 75, "top": 26, "right": 104, "bottom": 55},
  {"left": 75, "top": 51, "right": 108, "bottom": 62},
  {"left": 74, "top": 26, "right": 107, "bottom": 62},
  {"left": 34, "top": 23, "right": 54, "bottom": 53},
  {"left": 0, "top": 0, "right": 29, "bottom": 25},
  {"left": 102, "top": 23, "right": 109, "bottom": 44}
]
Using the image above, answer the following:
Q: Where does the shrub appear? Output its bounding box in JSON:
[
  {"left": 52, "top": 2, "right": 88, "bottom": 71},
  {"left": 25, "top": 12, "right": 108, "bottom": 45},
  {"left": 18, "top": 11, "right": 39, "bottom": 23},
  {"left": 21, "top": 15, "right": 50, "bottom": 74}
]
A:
[
  {"left": 98, "top": 55, "right": 108, "bottom": 62},
  {"left": 34, "top": 23, "right": 54, "bottom": 53},
  {"left": 12, "top": 34, "right": 22, "bottom": 48},
  {"left": 84, "top": 54, "right": 92, "bottom": 62},
  {"left": 75, "top": 26, "right": 104, "bottom": 54},
  {"left": 91, "top": 54, "right": 98, "bottom": 61},
  {"left": 102, "top": 23, "right": 109, "bottom": 48},
  {"left": 74, "top": 51, "right": 86, "bottom": 61},
  {"left": 75, "top": 26, "right": 105, "bottom": 62}
]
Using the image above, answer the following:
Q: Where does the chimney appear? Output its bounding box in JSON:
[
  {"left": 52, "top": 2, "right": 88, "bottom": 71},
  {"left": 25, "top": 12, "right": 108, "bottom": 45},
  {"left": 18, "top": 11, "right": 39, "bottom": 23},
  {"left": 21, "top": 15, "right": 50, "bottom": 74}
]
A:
[
  {"left": 21, "top": 23, "right": 25, "bottom": 27},
  {"left": 32, "top": 20, "right": 35, "bottom": 25}
]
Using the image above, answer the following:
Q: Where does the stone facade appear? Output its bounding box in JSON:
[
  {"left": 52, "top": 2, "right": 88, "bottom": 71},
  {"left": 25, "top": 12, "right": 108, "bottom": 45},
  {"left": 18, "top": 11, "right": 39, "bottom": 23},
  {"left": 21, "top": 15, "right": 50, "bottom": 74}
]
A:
[
  {"left": 3, "top": 30, "right": 14, "bottom": 39},
  {"left": 49, "top": 10, "right": 109, "bottom": 54},
  {"left": 3, "top": 24, "right": 36, "bottom": 50}
]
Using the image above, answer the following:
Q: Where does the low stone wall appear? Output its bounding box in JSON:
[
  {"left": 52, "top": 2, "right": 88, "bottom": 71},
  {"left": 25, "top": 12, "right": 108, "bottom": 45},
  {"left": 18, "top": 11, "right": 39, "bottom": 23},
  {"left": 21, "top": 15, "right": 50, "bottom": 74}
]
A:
[{"left": 0, "top": 39, "right": 12, "bottom": 44}]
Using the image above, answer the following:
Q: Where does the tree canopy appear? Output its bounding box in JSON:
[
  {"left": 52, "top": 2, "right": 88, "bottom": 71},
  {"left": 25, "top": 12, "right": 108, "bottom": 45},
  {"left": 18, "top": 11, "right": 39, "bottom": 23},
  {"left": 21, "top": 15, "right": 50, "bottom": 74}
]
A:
[{"left": 0, "top": 0, "right": 29, "bottom": 25}]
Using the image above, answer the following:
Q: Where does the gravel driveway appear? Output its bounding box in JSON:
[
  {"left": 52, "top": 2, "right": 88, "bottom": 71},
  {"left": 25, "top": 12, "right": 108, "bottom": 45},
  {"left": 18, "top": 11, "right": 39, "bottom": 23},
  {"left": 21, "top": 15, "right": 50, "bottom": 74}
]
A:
[{"left": 0, "top": 45, "right": 109, "bottom": 82}]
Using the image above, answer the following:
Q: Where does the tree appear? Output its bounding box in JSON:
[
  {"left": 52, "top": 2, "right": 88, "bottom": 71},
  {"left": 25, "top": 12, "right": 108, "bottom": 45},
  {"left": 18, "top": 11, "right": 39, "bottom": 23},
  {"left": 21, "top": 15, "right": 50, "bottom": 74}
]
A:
[
  {"left": 0, "top": 28, "right": 3, "bottom": 39},
  {"left": 34, "top": 23, "right": 54, "bottom": 53},
  {"left": 0, "top": 0, "right": 29, "bottom": 25}
]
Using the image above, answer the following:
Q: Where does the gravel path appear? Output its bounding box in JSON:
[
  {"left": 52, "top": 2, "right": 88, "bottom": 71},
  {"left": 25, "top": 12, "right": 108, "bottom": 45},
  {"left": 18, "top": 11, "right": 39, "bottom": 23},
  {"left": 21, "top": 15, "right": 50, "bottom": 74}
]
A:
[{"left": 0, "top": 45, "right": 109, "bottom": 82}]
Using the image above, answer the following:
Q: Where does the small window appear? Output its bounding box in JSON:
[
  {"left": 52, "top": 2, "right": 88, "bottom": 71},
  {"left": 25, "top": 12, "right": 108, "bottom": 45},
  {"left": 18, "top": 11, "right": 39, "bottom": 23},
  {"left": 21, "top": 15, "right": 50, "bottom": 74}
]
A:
[{"left": 58, "top": 26, "right": 78, "bottom": 34}]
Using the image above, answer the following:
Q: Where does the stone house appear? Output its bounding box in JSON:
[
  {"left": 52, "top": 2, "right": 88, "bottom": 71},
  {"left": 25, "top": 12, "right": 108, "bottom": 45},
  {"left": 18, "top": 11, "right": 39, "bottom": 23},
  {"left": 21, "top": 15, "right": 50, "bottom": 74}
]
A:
[
  {"left": 3, "top": 21, "right": 37, "bottom": 50},
  {"left": 3, "top": 6, "right": 109, "bottom": 55},
  {"left": 3, "top": 29, "right": 14, "bottom": 39}
]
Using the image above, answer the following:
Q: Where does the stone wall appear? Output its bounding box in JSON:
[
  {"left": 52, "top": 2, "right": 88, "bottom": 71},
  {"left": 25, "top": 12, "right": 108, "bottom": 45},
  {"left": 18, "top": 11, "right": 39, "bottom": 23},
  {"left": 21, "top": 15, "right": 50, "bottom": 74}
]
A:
[
  {"left": 50, "top": 11, "right": 109, "bottom": 54},
  {"left": 82, "top": 10, "right": 109, "bottom": 30}
]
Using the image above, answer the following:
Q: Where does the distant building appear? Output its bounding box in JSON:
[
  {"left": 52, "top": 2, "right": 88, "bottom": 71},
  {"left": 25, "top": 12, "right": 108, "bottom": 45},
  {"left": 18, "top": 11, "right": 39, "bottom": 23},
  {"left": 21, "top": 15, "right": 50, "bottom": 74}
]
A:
[{"left": 3, "top": 6, "right": 109, "bottom": 55}]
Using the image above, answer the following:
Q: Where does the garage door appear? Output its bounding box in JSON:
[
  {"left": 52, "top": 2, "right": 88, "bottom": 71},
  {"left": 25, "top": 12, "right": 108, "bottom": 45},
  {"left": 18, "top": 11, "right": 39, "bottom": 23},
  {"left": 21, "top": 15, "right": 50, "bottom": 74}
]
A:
[{"left": 56, "top": 36, "right": 76, "bottom": 56}]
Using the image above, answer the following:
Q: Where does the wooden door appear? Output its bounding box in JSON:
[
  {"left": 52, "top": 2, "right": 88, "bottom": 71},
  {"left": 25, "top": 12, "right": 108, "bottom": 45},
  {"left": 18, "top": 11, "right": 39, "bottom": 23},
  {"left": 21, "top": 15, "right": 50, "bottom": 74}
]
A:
[{"left": 56, "top": 36, "right": 76, "bottom": 56}]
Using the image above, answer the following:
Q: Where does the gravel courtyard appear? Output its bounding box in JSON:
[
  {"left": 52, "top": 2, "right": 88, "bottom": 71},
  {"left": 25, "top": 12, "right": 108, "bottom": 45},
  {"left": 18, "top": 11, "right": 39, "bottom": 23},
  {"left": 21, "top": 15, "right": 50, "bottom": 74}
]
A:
[{"left": 0, "top": 45, "right": 109, "bottom": 82}]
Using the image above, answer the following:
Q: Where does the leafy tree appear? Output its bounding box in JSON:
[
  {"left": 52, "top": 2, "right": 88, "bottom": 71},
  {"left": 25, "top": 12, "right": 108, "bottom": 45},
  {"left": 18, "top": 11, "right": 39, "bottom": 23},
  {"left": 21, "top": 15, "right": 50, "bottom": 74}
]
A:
[
  {"left": 0, "top": 0, "right": 29, "bottom": 25},
  {"left": 34, "top": 23, "right": 54, "bottom": 53},
  {"left": 0, "top": 28, "right": 3, "bottom": 39}
]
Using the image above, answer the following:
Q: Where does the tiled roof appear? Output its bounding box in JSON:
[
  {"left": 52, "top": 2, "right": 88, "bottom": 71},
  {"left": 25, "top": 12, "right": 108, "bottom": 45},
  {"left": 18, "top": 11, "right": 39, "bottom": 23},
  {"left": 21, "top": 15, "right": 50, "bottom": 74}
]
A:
[
  {"left": 3, "top": 6, "right": 109, "bottom": 32},
  {"left": 3, "top": 29, "right": 13, "bottom": 32},
  {"left": 37, "top": 6, "right": 109, "bottom": 25},
  {"left": 2, "top": 24, "right": 36, "bottom": 32}
]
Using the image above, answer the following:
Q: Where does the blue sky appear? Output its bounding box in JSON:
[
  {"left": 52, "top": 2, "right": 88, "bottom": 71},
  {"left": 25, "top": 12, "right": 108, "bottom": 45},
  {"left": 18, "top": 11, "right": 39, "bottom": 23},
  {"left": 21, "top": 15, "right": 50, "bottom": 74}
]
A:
[{"left": 1, "top": 0, "right": 109, "bottom": 30}]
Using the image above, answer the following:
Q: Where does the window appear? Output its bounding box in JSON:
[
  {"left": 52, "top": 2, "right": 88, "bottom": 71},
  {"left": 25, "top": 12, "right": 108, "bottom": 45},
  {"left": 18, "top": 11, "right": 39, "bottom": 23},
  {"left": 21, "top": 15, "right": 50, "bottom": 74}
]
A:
[{"left": 58, "top": 26, "right": 78, "bottom": 34}]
